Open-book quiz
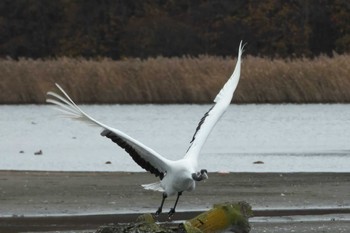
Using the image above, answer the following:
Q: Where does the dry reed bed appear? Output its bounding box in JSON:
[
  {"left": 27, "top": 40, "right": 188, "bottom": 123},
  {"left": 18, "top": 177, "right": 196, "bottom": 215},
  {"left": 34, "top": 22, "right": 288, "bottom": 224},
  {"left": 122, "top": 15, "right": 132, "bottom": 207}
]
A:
[{"left": 0, "top": 55, "right": 349, "bottom": 104}]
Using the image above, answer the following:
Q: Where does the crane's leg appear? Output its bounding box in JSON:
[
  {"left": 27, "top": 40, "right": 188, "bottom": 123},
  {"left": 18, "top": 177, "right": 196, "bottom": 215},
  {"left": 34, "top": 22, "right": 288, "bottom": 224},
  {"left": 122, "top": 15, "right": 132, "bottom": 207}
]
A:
[
  {"left": 155, "top": 192, "right": 167, "bottom": 216},
  {"left": 168, "top": 192, "right": 182, "bottom": 217}
]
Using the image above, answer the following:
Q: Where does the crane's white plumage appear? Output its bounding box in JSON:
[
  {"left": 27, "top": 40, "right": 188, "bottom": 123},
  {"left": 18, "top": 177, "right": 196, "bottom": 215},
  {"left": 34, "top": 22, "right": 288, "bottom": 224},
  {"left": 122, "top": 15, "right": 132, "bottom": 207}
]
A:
[
  {"left": 46, "top": 41, "right": 244, "bottom": 216},
  {"left": 185, "top": 42, "right": 243, "bottom": 164}
]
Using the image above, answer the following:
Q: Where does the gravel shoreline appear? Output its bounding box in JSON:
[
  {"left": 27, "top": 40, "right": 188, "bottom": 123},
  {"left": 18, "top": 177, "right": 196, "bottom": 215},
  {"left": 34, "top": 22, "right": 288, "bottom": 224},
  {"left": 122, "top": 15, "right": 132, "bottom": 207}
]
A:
[{"left": 1, "top": 171, "right": 349, "bottom": 232}]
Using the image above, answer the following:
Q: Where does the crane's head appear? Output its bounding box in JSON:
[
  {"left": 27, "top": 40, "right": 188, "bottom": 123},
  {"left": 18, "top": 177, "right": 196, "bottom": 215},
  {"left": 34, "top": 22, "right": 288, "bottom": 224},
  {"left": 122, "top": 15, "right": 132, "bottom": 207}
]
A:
[{"left": 192, "top": 169, "right": 208, "bottom": 181}]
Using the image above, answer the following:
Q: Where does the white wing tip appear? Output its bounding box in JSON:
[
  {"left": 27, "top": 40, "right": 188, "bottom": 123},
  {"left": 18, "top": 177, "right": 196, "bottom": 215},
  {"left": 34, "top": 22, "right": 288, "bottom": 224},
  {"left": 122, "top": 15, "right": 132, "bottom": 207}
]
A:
[
  {"left": 213, "top": 41, "right": 244, "bottom": 103},
  {"left": 238, "top": 40, "right": 245, "bottom": 57}
]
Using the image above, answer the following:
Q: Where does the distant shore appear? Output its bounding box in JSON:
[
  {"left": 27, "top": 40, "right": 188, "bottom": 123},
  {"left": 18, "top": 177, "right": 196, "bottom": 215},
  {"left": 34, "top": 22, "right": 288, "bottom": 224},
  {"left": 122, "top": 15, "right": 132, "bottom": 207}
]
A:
[{"left": 1, "top": 54, "right": 350, "bottom": 104}]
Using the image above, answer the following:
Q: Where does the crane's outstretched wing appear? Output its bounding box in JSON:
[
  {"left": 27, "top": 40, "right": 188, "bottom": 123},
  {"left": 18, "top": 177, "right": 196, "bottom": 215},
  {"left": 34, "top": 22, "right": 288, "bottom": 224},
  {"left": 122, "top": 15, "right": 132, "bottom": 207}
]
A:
[
  {"left": 185, "top": 41, "right": 244, "bottom": 162},
  {"left": 46, "top": 84, "right": 171, "bottom": 179}
]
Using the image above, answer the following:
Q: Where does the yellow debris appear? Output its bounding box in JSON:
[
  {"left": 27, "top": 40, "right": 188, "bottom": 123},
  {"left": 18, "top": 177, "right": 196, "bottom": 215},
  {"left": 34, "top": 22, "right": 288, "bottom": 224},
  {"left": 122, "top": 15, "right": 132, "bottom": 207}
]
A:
[{"left": 183, "top": 201, "right": 252, "bottom": 233}]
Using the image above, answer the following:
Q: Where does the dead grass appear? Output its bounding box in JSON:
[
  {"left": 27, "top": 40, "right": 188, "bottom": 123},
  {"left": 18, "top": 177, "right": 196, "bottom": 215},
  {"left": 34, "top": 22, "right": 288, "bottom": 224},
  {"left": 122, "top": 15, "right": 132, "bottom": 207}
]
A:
[{"left": 0, "top": 54, "right": 349, "bottom": 104}]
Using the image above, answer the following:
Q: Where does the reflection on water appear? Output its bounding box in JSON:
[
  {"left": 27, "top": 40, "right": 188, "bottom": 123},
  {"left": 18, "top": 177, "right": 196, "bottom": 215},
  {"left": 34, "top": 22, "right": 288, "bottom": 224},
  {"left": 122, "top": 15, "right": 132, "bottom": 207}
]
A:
[{"left": 1, "top": 104, "right": 350, "bottom": 172}]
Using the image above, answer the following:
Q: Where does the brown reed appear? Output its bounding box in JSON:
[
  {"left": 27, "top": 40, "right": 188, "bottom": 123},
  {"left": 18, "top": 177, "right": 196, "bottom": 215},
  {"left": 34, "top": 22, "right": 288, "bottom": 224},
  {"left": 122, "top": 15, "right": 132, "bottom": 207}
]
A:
[{"left": 0, "top": 54, "right": 349, "bottom": 104}]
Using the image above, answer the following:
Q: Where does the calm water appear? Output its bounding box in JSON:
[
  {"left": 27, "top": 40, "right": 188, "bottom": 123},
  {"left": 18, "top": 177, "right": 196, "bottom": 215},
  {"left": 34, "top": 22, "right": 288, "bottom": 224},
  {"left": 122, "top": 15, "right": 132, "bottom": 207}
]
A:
[{"left": 1, "top": 104, "right": 350, "bottom": 172}]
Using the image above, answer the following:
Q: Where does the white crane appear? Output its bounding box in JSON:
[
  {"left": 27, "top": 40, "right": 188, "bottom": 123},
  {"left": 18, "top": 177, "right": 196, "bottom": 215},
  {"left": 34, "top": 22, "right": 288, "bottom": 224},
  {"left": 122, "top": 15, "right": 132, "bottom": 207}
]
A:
[{"left": 46, "top": 41, "right": 244, "bottom": 217}]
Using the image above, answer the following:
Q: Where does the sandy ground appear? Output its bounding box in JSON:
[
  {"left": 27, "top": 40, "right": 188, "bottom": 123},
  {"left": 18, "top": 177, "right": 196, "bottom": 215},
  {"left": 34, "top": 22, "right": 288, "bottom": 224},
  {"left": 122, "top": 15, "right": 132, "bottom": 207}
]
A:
[{"left": 0, "top": 171, "right": 349, "bottom": 232}]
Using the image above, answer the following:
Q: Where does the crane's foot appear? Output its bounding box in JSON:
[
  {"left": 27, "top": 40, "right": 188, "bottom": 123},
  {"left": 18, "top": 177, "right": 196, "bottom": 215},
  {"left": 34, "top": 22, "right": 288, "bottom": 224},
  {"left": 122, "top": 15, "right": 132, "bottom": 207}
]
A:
[
  {"left": 168, "top": 208, "right": 175, "bottom": 218},
  {"left": 155, "top": 207, "right": 162, "bottom": 216}
]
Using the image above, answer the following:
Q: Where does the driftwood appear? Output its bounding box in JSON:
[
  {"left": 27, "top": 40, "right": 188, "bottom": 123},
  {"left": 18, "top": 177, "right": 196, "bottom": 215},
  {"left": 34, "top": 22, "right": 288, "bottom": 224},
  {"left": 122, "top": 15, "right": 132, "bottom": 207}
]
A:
[{"left": 96, "top": 201, "right": 252, "bottom": 233}]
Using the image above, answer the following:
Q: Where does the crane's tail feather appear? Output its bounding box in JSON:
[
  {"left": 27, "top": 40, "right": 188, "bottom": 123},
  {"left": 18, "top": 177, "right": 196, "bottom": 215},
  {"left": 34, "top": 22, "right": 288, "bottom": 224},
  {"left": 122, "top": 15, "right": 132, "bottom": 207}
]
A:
[{"left": 141, "top": 182, "right": 164, "bottom": 192}]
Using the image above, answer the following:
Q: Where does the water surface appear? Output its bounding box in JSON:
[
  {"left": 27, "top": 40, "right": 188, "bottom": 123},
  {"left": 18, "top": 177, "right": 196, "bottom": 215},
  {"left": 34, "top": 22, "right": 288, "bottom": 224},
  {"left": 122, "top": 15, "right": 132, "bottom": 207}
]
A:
[{"left": 1, "top": 104, "right": 350, "bottom": 172}]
